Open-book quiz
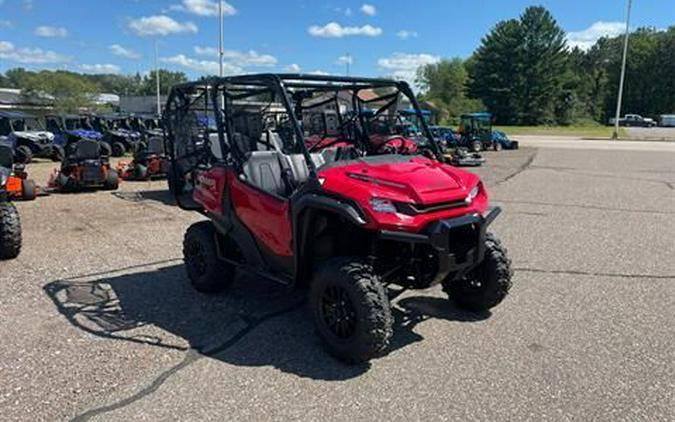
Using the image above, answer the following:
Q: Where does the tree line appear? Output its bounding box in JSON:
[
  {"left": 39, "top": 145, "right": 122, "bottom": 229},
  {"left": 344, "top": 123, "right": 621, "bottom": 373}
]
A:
[
  {"left": 417, "top": 6, "right": 675, "bottom": 125},
  {"left": 0, "top": 68, "right": 187, "bottom": 112}
]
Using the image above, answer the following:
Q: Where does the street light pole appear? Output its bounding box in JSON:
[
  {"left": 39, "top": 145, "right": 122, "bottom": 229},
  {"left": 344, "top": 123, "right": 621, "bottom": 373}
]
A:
[
  {"left": 154, "top": 38, "right": 161, "bottom": 116},
  {"left": 218, "top": 0, "right": 224, "bottom": 77},
  {"left": 612, "top": 0, "right": 632, "bottom": 140},
  {"left": 345, "top": 53, "right": 351, "bottom": 76}
]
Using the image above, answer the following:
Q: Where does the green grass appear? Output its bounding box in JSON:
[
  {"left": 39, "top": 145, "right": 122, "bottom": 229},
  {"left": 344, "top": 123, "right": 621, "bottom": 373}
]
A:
[{"left": 493, "top": 125, "right": 626, "bottom": 138}]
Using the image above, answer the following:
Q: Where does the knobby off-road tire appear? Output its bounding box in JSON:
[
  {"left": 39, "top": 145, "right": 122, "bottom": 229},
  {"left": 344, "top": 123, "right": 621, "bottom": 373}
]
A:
[
  {"left": 310, "top": 258, "right": 393, "bottom": 363},
  {"left": 51, "top": 145, "right": 65, "bottom": 162},
  {"left": 442, "top": 233, "right": 513, "bottom": 312},
  {"left": 112, "top": 142, "right": 126, "bottom": 157},
  {"left": 134, "top": 164, "right": 148, "bottom": 180},
  {"left": 183, "top": 221, "right": 234, "bottom": 294},
  {"left": 15, "top": 145, "right": 32, "bottom": 164},
  {"left": 0, "top": 202, "right": 22, "bottom": 260},
  {"left": 100, "top": 142, "right": 112, "bottom": 158}
]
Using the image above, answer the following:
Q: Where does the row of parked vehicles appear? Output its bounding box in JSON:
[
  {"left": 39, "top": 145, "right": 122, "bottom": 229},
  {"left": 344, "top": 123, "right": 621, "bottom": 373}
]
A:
[{"left": 0, "top": 111, "right": 163, "bottom": 164}]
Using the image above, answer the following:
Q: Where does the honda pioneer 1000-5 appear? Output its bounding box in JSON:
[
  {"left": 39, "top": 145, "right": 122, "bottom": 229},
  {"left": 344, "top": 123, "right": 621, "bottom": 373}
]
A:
[{"left": 165, "top": 74, "right": 513, "bottom": 362}]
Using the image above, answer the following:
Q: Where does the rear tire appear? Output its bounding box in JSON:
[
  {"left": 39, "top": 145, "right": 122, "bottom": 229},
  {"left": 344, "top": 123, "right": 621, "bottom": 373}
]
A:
[
  {"left": 493, "top": 142, "right": 502, "bottom": 151},
  {"left": 112, "top": 142, "right": 126, "bottom": 157},
  {"left": 21, "top": 179, "right": 37, "bottom": 201},
  {"left": 51, "top": 145, "right": 65, "bottom": 162},
  {"left": 0, "top": 202, "right": 22, "bottom": 260},
  {"left": 442, "top": 233, "right": 513, "bottom": 312},
  {"left": 134, "top": 164, "right": 148, "bottom": 180},
  {"left": 183, "top": 221, "right": 234, "bottom": 294},
  {"left": 309, "top": 257, "right": 393, "bottom": 363},
  {"left": 15, "top": 145, "right": 32, "bottom": 164},
  {"left": 103, "top": 169, "right": 119, "bottom": 190}
]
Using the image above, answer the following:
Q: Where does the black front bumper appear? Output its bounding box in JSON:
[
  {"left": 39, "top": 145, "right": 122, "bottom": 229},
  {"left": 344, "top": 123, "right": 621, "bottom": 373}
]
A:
[{"left": 379, "top": 206, "right": 502, "bottom": 284}]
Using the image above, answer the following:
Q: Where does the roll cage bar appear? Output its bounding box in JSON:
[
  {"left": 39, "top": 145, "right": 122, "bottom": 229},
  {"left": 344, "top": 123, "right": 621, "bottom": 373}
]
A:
[{"left": 164, "top": 74, "right": 444, "bottom": 178}]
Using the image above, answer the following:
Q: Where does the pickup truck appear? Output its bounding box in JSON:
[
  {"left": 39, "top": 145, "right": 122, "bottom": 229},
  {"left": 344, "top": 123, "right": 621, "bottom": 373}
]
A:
[{"left": 608, "top": 114, "right": 657, "bottom": 127}]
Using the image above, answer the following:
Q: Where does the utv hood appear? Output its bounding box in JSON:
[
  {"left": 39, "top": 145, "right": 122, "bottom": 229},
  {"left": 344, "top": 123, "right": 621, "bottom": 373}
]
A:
[
  {"left": 68, "top": 130, "right": 102, "bottom": 141},
  {"left": 318, "top": 155, "right": 487, "bottom": 231},
  {"left": 12, "top": 131, "right": 55, "bottom": 143}
]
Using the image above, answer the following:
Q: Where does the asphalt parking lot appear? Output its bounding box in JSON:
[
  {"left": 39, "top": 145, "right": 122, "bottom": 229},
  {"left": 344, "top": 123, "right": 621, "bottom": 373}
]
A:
[{"left": 1, "top": 145, "right": 673, "bottom": 421}]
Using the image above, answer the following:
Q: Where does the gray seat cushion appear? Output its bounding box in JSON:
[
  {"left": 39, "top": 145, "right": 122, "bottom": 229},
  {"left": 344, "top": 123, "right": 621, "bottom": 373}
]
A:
[{"left": 241, "top": 151, "right": 286, "bottom": 196}]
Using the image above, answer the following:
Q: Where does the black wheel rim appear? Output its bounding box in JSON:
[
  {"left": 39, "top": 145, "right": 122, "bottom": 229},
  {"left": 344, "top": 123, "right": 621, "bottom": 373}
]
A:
[
  {"left": 187, "top": 241, "right": 207, "bottom": 276},
  {"left": 320, "top": 284, "right": 357, "bottom": 339}
]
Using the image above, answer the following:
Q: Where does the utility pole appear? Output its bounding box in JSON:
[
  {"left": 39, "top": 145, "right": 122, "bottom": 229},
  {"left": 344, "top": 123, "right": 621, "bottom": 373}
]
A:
[
  {"left": 154, "top": 38, "right": 161, "bottom": 116},
  {"left": 218, "top": 0, "right": 224, "bottom": 77},
  {"left": 612, "top": 0, "right": 632, "bottom": 140}
]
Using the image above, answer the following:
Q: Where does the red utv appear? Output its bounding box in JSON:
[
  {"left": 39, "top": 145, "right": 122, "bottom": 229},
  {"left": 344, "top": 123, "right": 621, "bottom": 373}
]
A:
[
  {"left": 49, "top": 139, "right": 119, "bottom": 192},
  {"left": 118, "top": 137, "right": 170, "bottom": 180},
  {"left": 165, "top": 74, "right": 513, "bottom": 362}
]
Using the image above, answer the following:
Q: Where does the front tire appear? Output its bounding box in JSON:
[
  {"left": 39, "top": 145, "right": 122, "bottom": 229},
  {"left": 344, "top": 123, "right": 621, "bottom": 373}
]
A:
[
  {"left": 21, "top": 179, "right": 37, "bottom": 201},
  {"left": 442, "top": 233, "right": 512, "bottom": 312},
  {"left": 103, "top": 169, "right": 119, "bottom": 190},
  {"left": 15, "top": 145, "right": 32, "bottom": 164},
  {"left": 310, "top": 258, "right": 393, "bottom": 363},
  {"left": 183, "top": 221, "right": 234, "bottom": 293},
  {"left": 112, "top": 142, "right": 126, "bottom": 157},
  {"left": 0, "top": 202, "right": 22, "bottom": 260},
  {"left": 471, "top": 140, "right": 482, "bottom": 152},
  {"left": 51, "top": 145, "right": 65, "bottom": 162},
  {"left": 493, "top": 142, "right": 502, "bottom": 151}
]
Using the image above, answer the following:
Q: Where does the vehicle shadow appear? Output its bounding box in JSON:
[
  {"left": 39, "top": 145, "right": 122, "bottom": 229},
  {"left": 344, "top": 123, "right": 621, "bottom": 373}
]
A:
[
  {"left": 112, "top": 189, "right": 175, "bottom": 205},
  {"left": 44, "top": 263, "right": 488, "bottom": 381}
]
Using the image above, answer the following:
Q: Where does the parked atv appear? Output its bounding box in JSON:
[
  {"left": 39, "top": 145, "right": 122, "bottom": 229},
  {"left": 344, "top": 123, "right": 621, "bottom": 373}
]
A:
[
  {"left": 0, "top": 145, "right": 38, "bottom": 201},
  {"left": 49, "top": 139, "right": 119, "bottom": 192},
  {"left": 0, "top": 111, "right": 61, "bottom": 163},
  {"left": 45, "top": 114, "right": 110, "bottom": 159},
  {"left": 90, "top": 114, "right": 143, "bottom": 157},
  {"left": 0, "top": 146, "right": 22, "bottom": 259},
  {"left": 129, "top": 114, "right": 164, "bottom": 143},
  {"left": 165, "top": 74, "right": 513, "bottom": 363},
  {"left": 118, "top": 137, "right": 169, "bottom": 180}
]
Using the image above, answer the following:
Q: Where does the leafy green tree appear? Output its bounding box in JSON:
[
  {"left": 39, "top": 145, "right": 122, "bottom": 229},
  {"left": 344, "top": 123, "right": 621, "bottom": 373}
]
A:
[
  {"left": 416, "top": 58, "right": 484, "bottom": 123},
  {"left": 22, "top": 71, "right": 102, "bottom": 113},
  {"left": 468, "top": 6, "right": 568, "bottom": 124},
  {"left": 139, "top": 69, "right": 188, "bottom": 95}
]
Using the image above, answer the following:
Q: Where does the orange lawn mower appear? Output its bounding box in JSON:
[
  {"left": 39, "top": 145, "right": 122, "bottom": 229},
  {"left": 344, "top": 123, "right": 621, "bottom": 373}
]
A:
[
  {"left": 48, "top": 139, "right": 119, "bottom": 192},
  {"left": 117, "top": 136, "right": 169, "bottom": 181},
  {"left": 0, "top": 145, "right": 39, "bottom": 201}
]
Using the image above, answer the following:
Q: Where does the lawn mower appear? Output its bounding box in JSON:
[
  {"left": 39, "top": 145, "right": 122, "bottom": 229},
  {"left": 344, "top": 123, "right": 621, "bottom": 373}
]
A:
[
  {"left": 49, "top": 139, "right": 119, "bottom": 192},
  {"left": 165, "top": 74, "right": 513, "bottom": 363},
  {"left": 0, "top": 147, "right": 22, "bottom": 260},
  {"left": 45, "top": 114, "right": 110, "bottom": 159},
  {"left": 0, "top": 145, "right": 38, "bottom": 201},
  {"left": 117, "top": 136, "right": 169, "bottom": 180},
  {"left": 0, "top": 111, "right": 61, "bottom": 163}
]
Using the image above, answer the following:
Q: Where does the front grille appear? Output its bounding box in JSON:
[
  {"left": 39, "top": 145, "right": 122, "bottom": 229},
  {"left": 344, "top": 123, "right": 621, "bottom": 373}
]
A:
[{"left": 395, "top": 199, "right": 467, "bottom": 215}]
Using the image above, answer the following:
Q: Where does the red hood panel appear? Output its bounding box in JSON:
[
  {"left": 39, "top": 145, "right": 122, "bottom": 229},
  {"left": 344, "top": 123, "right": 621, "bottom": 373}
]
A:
[{"left": 320, "top": 156, "right": 477, "bottom": 205}]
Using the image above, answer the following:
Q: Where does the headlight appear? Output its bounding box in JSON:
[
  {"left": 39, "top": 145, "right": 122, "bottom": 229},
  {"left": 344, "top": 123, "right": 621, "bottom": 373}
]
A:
[
  {"left": 370, "top": 197, "right": 397, "bottom": 214},
  {"left": 465, "top": 185, "right": 480, "bottom": 203}
]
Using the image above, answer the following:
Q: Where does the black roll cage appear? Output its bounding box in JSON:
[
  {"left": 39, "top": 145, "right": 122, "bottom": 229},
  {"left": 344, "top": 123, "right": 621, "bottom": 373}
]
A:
[{"left": 164, "top": 73, "right": 444, "bottom": 178}]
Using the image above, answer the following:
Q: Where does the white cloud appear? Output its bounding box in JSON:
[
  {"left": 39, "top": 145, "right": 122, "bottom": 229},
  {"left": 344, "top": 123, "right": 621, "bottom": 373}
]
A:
[
  {"left": 193, "top": 46, "right": 277, "bottom": 66},
  {"left": 79, "top": 63, "right": 121, "bottom": 74},
  {"left": 34, "top": 26, "right": 68, "bottom": 38},
  {"left": 378, "top": 52, "right": 440, "bottom": 86},
  {"left": 335, "top": 55, "right": 353, "bottom": 66},
  {"left": 360, "top": 4, "right": 376, "bottom": 16},
  {"left": 160, "top": 54, "right": 242, "bottom": 75},
  {"left": 396, "top": 30, "right": 418, "bottom": 39},
  {"left": 0, "top": 40, "right": 70, "bottom": 64},
  {"left": 309, "top": 70, "right": 330, "bottom": 76},
  {"left": 285, "top": 63, "right": 301, "bottom": 72},
  {"left": 0, "top": 20, "right": 13, "bottom": 29},
  {"left": 567, "top": 21, "right": 625, "bottom": 50},
  {"left": 128, "top": 15, "right": 198, "bottom": 37},
  {"left": 109, "top": 44, "right": 141, "bottom": 60},
  {"left": 308, "top": 22, "right": 382, "bottom": 38},
  {"left": 169, "top": 0, "right": 236, "bottom": 17}
]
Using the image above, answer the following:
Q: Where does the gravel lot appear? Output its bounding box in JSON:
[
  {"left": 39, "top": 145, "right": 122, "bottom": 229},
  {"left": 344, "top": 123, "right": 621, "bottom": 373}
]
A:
[{"left": 1, "top": 146, "right": 673, "bottom": 421}]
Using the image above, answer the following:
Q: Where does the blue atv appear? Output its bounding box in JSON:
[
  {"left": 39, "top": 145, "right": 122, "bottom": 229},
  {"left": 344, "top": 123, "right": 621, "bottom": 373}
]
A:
[
  {"left": 430, "top": 125, "right": 459, "bottom": 151},
  {"left": 88, "top": 114, "right": 143, "bottom": 157},
  {"left": 0, "top": 111, "right": 61, "bottom": 163},
  {"left": 45, "top": 114, "right": 110, "bottom": 158}
]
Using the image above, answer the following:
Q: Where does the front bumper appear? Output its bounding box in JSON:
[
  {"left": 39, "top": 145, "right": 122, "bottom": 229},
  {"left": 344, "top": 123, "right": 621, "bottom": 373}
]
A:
[{"left": 379, "top": 206, "right": 501, "bottom": 284}]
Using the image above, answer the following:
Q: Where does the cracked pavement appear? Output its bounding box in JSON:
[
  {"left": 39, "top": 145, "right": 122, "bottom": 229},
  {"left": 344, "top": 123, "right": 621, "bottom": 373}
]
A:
[{"left": 0, "top": 145, "right": 673, "bottom": 421}]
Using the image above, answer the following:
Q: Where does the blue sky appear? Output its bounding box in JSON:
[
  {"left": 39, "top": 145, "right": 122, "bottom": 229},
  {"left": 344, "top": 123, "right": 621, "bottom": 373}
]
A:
[{"left": 0, "top": 0, "right": 673, "bottom": 84}]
